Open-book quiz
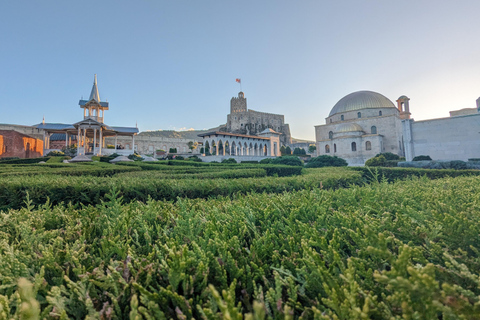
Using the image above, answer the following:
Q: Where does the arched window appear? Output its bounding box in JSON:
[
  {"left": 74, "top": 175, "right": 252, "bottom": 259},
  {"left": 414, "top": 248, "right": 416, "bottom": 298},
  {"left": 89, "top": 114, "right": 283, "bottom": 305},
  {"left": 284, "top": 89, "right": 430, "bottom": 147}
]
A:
[
  {"left": 330, "top": 119, "right": 332, "bottom": 123},
  {"left": 328, "top": 131, "right": 333, "bottom": 139},
  {"left": 379, "top": 111, "right": 382, "bottom": 116},
  {"left": 325, "top": 145, "right": 330, "bottom": 153},
  {"left": 341, "top": 115, "right": 344, "bottom": 121},
  {"left": 351, "top": 142, "right": 357, "bottom": 151},
  {"left": 334, "top": 144, "right": 337, "bottom": 153},
  {"left": 371, "top": 126, "right": 377, "bottom": 134},
  {"left": 366, "top": 141, "right": 371, "bottom": 150},
  {"left": 357, "top": 112, "right": 361, "bottom": 118}
]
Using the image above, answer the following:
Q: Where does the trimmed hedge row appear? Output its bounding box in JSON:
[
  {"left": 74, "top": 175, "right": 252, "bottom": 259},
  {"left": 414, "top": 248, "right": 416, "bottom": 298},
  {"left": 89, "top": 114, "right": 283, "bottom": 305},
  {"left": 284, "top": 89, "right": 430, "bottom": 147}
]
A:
[
  {"left": 0, "top": 168, "right": 361, "bottom": 210},
  {"left": 352, "top": 166, "right": 480, "bottom": 182},
  {"left": 0, "top": 157, "right": 51, "bottom": 164}
]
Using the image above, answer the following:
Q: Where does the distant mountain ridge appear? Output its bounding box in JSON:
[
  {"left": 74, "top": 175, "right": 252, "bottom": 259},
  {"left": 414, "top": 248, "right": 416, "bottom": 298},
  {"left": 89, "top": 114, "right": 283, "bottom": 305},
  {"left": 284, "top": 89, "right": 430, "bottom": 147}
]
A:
[
  {"left": 138, "top": 126, "right": 313, "bottom": 143},
  {"left": 138, "top": 126, "right": 223, "bottom": 140}
]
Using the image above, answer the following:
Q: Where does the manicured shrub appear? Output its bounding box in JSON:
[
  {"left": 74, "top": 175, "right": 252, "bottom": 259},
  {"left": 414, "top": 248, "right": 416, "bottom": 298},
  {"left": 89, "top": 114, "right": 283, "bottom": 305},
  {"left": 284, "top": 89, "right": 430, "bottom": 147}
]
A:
[
  {"left": 46, "top": 150, "right": 65, "bottom": 156},
  {"left": 259, "top": 158, "right": 272, "bottom": 164},
  {"left": 306, "top": 155, "right": 348, "bottom": 168},
  {"left": 450, "top": 160, "right": 467, "bottom": 170},
  {"left": 240, "top": 160, "right": 258, "bottom": 164},
  {"left": 365, "top": 155, "right": 387, "bottom": 167},
  {"left": 188, "top": 155, "right": 203, "bottom": 162},
  {"left": 221, "top": 158, "right": 237, "bottom": 164},
  {"left": 271, "top": 156, "right": 303, "bottom": 166},
  {"left": 374, "top": 152, "right": 400, "bottom": 160},
  {"left": 413, "top": 155, "right": 432, "bottom": 161}
]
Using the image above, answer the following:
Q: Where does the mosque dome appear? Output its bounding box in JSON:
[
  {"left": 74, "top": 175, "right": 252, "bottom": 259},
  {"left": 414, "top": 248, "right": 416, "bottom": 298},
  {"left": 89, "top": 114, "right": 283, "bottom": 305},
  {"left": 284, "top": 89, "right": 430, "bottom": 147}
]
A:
[
  {"left": 335, "top": 123, "right": 364, "bottom": 133},
  {"left": 329, "top": 91, "right": 395, "bottom": 116}
]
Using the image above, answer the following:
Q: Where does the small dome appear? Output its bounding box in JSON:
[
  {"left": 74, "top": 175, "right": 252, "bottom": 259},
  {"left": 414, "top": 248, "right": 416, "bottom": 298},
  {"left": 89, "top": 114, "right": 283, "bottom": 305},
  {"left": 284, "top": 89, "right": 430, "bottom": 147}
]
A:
[
  {"left": 329, "top": 91, "right": 395, "bottom": 116},
  {"left": 335, "top": 123, "right": 363, "bottom": 133},
  {"left": 397, "top": 95, "right": 409, "bottom": 100}
]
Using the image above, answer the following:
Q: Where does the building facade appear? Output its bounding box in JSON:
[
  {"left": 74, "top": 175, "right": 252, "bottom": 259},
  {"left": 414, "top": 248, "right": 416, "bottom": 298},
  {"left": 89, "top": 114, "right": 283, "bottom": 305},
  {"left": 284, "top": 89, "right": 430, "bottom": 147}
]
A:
[{"left": 0, "top": 130, "right": 43, "bottom": 159}]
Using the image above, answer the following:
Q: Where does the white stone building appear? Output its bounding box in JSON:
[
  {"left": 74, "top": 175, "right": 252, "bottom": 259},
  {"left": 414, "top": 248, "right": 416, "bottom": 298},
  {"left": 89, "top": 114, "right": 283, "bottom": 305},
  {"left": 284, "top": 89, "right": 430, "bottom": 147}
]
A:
[{"left": 315, "top": 90, "right": 480, "bottom": 165}]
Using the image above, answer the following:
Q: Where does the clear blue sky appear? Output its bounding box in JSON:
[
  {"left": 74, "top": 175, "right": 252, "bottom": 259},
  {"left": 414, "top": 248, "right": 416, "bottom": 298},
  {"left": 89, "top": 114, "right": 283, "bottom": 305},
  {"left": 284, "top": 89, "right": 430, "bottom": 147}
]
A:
[{"left": 2, "top": 1, "right": 480, "bottom": 140}]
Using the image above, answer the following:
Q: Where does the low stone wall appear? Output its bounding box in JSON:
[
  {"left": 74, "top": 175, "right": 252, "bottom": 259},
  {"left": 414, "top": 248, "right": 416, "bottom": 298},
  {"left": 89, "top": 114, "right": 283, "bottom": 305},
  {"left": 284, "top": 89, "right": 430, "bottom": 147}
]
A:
[{"left": 201, "top": 155, "right": 276, "bottom": 163}]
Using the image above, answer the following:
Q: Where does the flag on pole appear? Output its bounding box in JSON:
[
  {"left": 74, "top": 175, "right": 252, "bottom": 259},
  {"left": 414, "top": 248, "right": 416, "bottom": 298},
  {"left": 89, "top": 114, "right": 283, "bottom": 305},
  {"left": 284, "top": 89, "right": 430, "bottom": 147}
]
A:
[{"left": 236, "top": 78, "right": 241, "bottom": 83}]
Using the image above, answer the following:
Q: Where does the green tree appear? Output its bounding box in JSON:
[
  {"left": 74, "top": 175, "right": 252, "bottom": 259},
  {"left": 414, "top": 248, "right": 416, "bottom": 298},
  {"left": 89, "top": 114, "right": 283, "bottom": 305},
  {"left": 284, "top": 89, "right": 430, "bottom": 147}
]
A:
[
  {"left": 308, "top": 145, "right": 317, "bottom": 153},
  {"left": 187, "top": 141, "right": 198, "bottom": 151},
  {"left": 305, "top": 155, "right": 348, "bottom": 168},
  {"left": 285, "top": 146, "right": 292, "bottom": 155},
  {"left": 280, "top": 146, "right": 286, "bottom": 155}
]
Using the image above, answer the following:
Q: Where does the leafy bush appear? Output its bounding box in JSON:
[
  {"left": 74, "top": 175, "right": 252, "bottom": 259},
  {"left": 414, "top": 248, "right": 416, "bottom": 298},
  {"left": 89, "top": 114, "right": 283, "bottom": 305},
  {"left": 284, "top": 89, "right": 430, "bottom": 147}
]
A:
[
  {"left": 259, "top": 158, "right": 272, "bottom": 164},
  {"left": 306, "top": 155, "right": 348, "bottom": 168},
  {"left": 169, "top": 147, "right": 177, "bottom": 153},
  {"left": 46, "top": 150, "right": 65, "bottom": 156},
  {"left": 174, "top": 156, "right": 184, "bottom": 160},
  {"left": 271, "top": 156, "right": 303, "bottom": 166},
  {"left": 188, "top": 155, "right": 202, "bottom": 162},
  {"left": 221, "top": 158, "right": 237, "bottom": 164},
  {"left": 293, "top": 147, "right": 306, "bottom": 155},
  {"left": 240, "top": 160, "right": 258, "bottom": 164},
  {"left": 413, "top": 155, "right": 432, "bottom": 161},
  {"left": 128, "top": 153, "right": 144, "bottom": 161},
  {"left": 450, "top": 160, "right": 467, "bottom": 170},
  {"left": 365, "top": 155, "right": 387, "bottom": 167},
  {"left": 374, "top": 152, "right": 400, "bottom": 160}
]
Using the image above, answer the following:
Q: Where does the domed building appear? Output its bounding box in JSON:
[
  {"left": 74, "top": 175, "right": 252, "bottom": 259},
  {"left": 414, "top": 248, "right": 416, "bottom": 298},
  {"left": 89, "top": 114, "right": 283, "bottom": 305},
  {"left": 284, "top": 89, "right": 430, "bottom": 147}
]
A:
[{"left": 315, "top": 91, "right": 410, "bottom": 165}]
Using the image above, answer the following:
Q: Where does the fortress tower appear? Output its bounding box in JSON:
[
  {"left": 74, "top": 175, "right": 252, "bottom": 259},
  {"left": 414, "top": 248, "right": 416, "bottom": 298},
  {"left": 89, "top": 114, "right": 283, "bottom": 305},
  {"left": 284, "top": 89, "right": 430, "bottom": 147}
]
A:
[{"left": 230, "top": 92, "right": 247, "bottom": 113}]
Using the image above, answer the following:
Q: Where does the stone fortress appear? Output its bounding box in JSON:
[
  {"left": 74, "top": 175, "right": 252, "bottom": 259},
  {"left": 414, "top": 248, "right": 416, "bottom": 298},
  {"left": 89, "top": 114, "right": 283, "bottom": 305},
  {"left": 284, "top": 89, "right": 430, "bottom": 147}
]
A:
[
  {"left": 315, "top": 90, "right": 480, "bottom": 165},
  {"left": 222, "top": 92, "right": 292, "bottom": 146}
]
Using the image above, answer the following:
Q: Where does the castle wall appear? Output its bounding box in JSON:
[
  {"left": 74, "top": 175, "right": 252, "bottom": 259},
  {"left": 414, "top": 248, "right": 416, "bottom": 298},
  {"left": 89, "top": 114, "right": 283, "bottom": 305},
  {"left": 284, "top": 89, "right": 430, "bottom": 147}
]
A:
[
  {"left": 105, "top": 135, "right": 202, "bottom": 155},
  {"left": 403, "top": 113, "right": 480, "bottom": 161}
]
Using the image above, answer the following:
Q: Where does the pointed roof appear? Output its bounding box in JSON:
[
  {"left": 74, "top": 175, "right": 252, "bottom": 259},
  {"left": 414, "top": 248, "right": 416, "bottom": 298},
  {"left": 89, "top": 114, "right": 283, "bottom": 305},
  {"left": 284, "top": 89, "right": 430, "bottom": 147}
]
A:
[
  {"left": 79, "top": 74, "right": 109, "bottom": 108},
  {"left": 89, "top": 74, "right": 100, "bottom": 102}
]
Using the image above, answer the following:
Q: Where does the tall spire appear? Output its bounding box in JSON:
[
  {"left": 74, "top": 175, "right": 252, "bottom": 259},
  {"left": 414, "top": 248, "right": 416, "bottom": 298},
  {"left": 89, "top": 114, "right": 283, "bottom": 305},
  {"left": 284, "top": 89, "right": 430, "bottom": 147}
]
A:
[{"left": 89, "top": 74, "right": 100, "bottom": 102}]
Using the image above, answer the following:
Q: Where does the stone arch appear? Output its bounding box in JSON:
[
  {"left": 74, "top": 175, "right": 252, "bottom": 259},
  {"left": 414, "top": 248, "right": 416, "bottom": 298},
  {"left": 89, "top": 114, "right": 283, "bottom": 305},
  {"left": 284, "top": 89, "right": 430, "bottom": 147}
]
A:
[
  {"left": 325, "top": 144, "right": 330, "bottom": 153},
  {"left": 351, "top": 142, "right": 357, "bottom": 152}
]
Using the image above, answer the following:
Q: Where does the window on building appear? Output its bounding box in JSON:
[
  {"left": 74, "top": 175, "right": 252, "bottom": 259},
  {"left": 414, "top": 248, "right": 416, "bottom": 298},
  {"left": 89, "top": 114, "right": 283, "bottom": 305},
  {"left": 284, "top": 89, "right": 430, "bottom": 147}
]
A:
[
  {"left": 357, "top": 112, "right": 361, "bottom": 118},
  {"left": 366, "top": 141, "right": 371, "bottom": 150},
  {"left": 334, "top": 144, "right": 336, "bottom": 153},
  {"left": 341, "top": 115, "right": 344, "bottom": 121},
  {"left": 379, "top": 111, "right": 382, "bottom": 116},
  {"left": 329, "top": 131, "right": 333, "bottom": 139},
  {"left": 371, "top": 126, "right": 377, "bottom": 134},
  {"left": 325, "top": 145, "right": 330, "bottom": 153},
  {"left": 351, "top": 142, "right": 357, "bottom": 151},
  {"left": 330, "top": 119, "right": 332, "bottom": 123},
  {"left": 241, "top": 123, "right": 243, "bottom": 126}
]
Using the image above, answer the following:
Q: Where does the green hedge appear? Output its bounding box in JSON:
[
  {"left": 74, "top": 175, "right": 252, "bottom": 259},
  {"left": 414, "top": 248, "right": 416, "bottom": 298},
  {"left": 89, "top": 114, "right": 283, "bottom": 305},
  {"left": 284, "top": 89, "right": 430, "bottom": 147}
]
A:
[
  {"left": 1, "top": 175, "right": 480, "bottom": 318},
  {"left": 0, "top": 167, "right": 360, "bottom": 210},
  {"left": 0, "top": 157, "right": 51, "bottom": 164},
  {"left": 353, "top": 166, "right": 480, "bottom": 182}
]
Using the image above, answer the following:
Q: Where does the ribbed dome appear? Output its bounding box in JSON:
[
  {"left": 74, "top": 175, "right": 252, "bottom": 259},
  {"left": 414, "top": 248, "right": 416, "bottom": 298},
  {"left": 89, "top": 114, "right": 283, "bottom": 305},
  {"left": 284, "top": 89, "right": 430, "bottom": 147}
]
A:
[
  {"left": 329, "top": 91, "right": 395, "bottom": 116},
  {"left": 335, "top": 123, "right": 364, "bottom": 133}
]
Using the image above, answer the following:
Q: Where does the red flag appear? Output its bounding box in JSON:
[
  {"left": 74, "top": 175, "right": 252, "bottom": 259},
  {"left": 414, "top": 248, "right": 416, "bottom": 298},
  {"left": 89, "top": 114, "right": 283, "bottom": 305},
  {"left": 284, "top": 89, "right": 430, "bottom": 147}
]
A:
[{"left": 236, "top": 78, "right": 241, "bottom": 83}]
